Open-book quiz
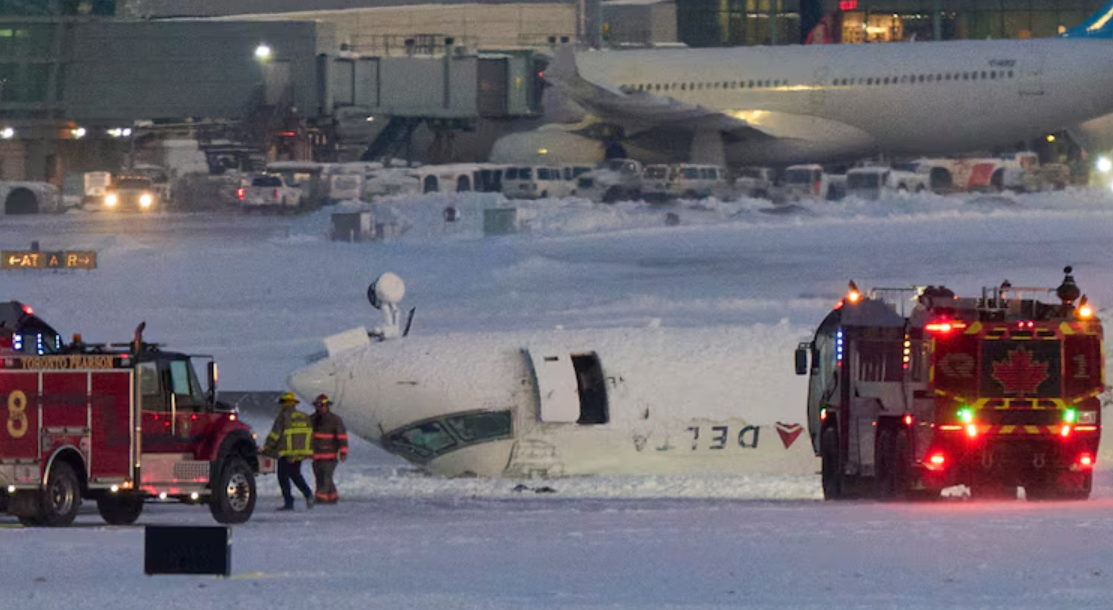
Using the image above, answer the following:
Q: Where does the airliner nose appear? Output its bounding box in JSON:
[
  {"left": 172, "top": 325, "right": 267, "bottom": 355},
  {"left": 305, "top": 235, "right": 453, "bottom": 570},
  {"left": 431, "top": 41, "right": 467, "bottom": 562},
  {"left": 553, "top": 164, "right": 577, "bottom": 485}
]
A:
[{"left": 287, "top": 360, "right": 338, "bottom": 404}]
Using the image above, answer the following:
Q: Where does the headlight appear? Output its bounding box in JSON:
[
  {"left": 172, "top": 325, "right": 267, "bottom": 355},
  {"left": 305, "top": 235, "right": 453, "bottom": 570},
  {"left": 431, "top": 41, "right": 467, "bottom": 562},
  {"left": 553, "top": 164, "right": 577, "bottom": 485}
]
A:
[
  {"left": 105, "top": 194, "right": 117, "bottom": 207},
  {"left": 139, "top": 193, "right": 153, "bottom": 208},
  {"left": 1098, "top": 157, "right": 1112, "bottom": 174}
]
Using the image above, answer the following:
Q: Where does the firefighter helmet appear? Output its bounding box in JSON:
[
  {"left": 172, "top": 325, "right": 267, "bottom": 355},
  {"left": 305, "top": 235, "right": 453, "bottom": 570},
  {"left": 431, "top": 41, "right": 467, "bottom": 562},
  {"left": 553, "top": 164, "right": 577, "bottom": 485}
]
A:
[
  {"left": 278, "top": 392, "right": 298, "bottom": 405},
  {"left": 314, "top": 394, "right": 331, "bottom": 407}
]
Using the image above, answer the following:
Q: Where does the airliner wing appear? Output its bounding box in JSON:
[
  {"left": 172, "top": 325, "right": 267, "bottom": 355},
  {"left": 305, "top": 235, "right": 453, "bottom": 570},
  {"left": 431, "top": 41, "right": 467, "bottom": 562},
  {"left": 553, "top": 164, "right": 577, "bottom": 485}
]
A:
[{"left": 543, "top": 46, "right": 766, "bottom": 138}]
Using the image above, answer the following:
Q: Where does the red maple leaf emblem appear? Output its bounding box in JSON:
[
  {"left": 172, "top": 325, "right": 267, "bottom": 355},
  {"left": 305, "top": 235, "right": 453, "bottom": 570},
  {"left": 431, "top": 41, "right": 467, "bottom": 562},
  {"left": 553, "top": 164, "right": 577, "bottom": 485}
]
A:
[{"left": 991, "top": 348, "right": 1050, "bottom": 397}]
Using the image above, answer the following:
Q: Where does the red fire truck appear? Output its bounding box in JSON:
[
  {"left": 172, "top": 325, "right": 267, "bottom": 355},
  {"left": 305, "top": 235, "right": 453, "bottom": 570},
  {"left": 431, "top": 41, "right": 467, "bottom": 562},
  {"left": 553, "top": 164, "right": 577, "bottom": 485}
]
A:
[
  {"left": 0, "top": 303, "right": 271, "bottom": 526},
  {"left": 796, "top": 268, "right": 1104, "bottom": 501}
]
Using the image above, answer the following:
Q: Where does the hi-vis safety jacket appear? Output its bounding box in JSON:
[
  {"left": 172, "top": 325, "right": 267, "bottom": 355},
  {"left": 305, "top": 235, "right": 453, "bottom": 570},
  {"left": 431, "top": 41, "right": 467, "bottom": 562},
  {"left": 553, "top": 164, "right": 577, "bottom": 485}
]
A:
[
  {"left": 311, "top": 410, "right": 349, "bottom": 462},
  {"left": 263, "top": 407, "right": 314, "bottom": 460}
]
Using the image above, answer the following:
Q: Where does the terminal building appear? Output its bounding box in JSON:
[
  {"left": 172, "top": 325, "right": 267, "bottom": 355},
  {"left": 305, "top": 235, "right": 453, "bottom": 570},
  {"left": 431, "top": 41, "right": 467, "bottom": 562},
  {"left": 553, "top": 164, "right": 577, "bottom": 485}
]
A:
[{"left": 0, "top": 0, "right": 1103, "bottom": 183}]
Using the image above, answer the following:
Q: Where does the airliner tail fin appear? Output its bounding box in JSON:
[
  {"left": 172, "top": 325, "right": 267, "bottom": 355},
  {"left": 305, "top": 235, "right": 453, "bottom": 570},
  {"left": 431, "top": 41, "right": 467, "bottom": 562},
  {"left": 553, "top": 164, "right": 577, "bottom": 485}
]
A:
[{"left": 1061, "top": 0, "right": 1113, "bottom": 37}]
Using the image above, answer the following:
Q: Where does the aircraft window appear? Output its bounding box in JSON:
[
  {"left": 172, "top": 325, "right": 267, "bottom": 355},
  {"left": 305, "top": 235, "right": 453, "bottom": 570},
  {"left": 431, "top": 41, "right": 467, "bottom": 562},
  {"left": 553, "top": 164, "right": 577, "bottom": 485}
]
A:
[
  {"left": 936, "top": 74, "right": 942, "bottom": 81},
  {"left": 883, "top": 77, "right": 890, "bottom": 85},
  {"left": 980, "top": 71, "right": 987, "bottom": 79},
  {"left": 445, "top": 411, "right": 512, "bottom": 443},
  {"left": 866, "top": 78, "right": 873, "bottom": 85},
  {"left": 680, "top": 83, "right": 686, "bottom": 91},
  {"left": 765, "top": 80, "right": 771, "bottom": 87},
  {"left": 962, "top": 73, "right": 969, "bottom": 80},
  {"left": 747, "top": 80, "right": 754, "bottom": 87},
  {"left": 387, "top": 421, "right": 457, "bottom": 460},
  {"left": 990, "top": 71, "right": 996, "bottom": 79},
  {"left": 1008, "top": 70, "right": 1014, "bottom": 78}
]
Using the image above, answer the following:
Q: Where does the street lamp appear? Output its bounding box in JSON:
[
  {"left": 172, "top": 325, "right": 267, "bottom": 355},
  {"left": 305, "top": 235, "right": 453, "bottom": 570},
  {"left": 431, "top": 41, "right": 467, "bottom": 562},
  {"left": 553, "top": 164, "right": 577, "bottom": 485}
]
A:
[{"left": 255, "top": 43, "right": 272, "bottom": 60}]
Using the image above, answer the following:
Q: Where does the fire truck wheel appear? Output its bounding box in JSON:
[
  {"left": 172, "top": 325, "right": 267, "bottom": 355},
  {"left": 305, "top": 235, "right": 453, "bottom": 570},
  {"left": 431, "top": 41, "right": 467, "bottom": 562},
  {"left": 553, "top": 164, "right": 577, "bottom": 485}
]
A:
[
  {"left": 40, "top": 462, "right": 81, "bottom": 527},
  {"left": 210, "top": 456, "right": 256, "bottom": 524},
  {"left": 96, "top": 493, "right": 144, "bottom": 525},
  {"left": 821, "top": 427, "right": 844, "bottom": 500}
]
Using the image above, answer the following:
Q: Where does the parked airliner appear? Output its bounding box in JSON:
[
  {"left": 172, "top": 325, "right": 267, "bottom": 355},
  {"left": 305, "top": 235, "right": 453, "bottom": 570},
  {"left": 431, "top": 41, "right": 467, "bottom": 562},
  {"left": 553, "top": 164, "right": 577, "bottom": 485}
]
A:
[{"left": 493, "top": 7, "right": 1113, "bottom": 166}]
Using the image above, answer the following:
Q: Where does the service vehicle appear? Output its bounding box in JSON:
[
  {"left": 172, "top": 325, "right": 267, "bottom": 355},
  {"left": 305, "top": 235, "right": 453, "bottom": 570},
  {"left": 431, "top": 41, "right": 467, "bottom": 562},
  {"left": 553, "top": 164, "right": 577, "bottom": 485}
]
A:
[
  {"left": 576, "top": 158, "right": 644, "bottom": 203},
  {"left": 779, "top": 164, "right": 844, "bottom": 201},
  {"left": 501, "top": 165, "right": 576, "bottom": 199},
  {"left": 643, "top": 164, "right": 732, "bottom": 202},
  {"left": 733, "top": 167, "right": 776, "bottom": 199},
  {"left": 845, "top": 165, "right": 930, "bottom": 200},
  {"left": 796, "top": 268, "right": 1103, "bottom": 501},
  {"left": 239, "top": 174, "right": 302, "bottom": 212},
  {"left": 103, "top": 176, "right": 160, "bottom": 212},
  {"left": 0, "top": 303, "right": 272, "bottom": 526}
]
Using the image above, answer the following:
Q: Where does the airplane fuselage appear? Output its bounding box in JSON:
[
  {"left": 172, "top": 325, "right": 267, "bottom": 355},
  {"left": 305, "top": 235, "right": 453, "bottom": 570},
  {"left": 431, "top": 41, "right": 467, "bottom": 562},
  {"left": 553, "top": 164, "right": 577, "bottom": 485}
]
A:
[
  {"left": 569, "top": 39, "right": 1113, "bottom": 165},
  {"left": 289, "top": 326, "right": 819, "bottom": 478}
]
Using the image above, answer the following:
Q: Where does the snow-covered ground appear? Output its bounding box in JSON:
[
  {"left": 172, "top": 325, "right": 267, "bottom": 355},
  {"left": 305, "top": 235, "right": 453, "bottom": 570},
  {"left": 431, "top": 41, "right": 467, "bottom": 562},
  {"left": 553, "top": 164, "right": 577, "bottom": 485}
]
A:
[{"left": 5, "top": 189, "right": 1113, "bottom": 608}]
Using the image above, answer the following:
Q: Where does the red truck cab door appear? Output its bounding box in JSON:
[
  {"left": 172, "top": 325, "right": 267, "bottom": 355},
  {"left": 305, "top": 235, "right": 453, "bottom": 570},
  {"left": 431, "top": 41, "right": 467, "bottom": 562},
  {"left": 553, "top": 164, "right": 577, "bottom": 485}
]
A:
[{"left": 139, "top": 359, "right": 215, "bottom": 456}]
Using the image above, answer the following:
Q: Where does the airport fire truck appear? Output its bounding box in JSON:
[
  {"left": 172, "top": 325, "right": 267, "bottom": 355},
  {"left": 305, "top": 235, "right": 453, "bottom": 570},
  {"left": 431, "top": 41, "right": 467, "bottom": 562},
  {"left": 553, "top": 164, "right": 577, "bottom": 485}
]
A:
[
  {"left": 0, "top": 302, "right": 271, "bottom": 526},
  {"left": 796, "top": 268, "right": 1104, "bottom": 500}
]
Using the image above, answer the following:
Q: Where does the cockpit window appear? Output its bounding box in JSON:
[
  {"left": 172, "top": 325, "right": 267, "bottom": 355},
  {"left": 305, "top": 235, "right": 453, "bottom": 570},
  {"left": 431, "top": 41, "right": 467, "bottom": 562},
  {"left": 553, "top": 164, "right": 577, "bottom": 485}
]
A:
[
  {"left": 388, "top": 421, "right": 457, "bottom": 459},
  {"left": 385, "top": 410, "right": 513, "bottom": 463},
  {"left": 446, "top": 411, "right": 512, "bottom": 442}
]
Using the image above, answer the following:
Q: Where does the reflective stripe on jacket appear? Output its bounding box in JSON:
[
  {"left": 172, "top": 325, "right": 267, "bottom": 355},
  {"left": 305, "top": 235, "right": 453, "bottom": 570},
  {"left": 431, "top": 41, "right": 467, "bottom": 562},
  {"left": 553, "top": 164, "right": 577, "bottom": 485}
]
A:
[
  {"left": 311, "top": 410, "right": 349, "bottom": 461},
  {"left": 263, "top": 408, "right": 314, "bottom": 460}
]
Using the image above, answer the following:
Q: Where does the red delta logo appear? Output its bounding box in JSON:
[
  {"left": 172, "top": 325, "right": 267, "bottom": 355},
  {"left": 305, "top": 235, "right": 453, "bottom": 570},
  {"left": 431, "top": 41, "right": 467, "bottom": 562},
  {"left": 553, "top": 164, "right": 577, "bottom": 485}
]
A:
[
  {"left": 991, "top": 347, "right": 1050, "bottom": 397},
  {"left": 775, "top": 422, "right": 803, "bottom": 449}
]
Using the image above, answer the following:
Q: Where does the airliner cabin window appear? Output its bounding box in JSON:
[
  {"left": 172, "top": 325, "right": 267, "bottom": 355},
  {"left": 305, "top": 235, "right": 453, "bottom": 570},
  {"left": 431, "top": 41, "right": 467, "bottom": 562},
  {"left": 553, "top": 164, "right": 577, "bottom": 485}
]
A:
[{"left": 1008, "top": 70, "right": 1014, "bottom": 78}]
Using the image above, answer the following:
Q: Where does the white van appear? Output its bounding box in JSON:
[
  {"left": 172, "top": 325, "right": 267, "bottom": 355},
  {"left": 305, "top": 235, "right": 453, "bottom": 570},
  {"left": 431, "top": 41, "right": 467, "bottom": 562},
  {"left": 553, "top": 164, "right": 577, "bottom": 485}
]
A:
[
  {"left": 781, "top": 164, "right": 844, "bottom": 201},
  {"left": 501, "top": 166, "right": 575, "bottom": 199},
  {"left": 665, "top": 164, "right": 732, "bottom": 200},
  {"left": 845, "top": 166, "right": 930, "bottom": 200}
]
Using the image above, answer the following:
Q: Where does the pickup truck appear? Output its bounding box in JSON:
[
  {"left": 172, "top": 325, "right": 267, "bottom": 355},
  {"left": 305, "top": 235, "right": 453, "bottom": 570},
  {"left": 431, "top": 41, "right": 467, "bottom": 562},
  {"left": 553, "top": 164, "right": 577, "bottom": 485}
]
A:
[{"left": 238, "top": 174, "right": 301, "bottom": 212}]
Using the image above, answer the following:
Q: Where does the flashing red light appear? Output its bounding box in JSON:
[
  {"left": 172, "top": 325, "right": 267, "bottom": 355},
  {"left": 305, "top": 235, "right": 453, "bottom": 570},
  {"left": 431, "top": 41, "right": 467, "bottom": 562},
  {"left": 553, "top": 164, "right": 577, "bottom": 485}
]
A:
[
  {"left": 929, "top": 453, "right": 945, "bottom": 466},
  {"left": 279, "top": 130, "right": 297, "bottom": 137},
  {"left": 274, "top": 189, "right": 281, "bottom": 199},
  {"left": 1060, "top": 424, "right": 1072, "bottom": 438},
  {"left": 820, "top": 408, "right": 828, "bottom": 422},
  {"left": 847, "top": 291, "right": 861, "bottom": 304},
  {"left": 1080, "top": 454, "right": 1094, "bottom": 468},
  {"left": 965, "top": 424, "right": 978, "bottom": 438},
  {"left": 236, "top": 187, "right": 245, "bottom": 201},
  {"left": 925, "top": 320, "right": 967, "bottom": 333},
  {"left": 21, "top": 304, "right": 32, "bottom": 315},
  {"left": 903, "top": 414, "right": 913, "bottom": 426},
  {"left": 839, "top": 0, "right": 858, "bottom": 10},
  {"left": 833, "top": 300, "right": 844, "bottom": 310}
]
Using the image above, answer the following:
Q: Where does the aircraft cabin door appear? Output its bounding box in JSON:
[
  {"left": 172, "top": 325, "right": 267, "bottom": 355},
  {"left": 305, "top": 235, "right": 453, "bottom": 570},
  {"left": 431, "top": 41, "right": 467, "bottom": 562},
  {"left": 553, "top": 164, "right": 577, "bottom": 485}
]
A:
[
  {"left": 809, "top": 66, "right": 829, "bottom": 115},
  {"left": 1018, "top": 53, "right": 1044, "bottom": 97},
  {"left": 524, "top": 350, "right": 580, "bottom": 423}
]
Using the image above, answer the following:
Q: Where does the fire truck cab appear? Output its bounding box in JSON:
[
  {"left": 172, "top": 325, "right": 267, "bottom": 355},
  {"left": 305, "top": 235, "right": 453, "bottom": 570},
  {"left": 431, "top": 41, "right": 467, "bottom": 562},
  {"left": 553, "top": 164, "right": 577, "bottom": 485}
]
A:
[
  {"left": 0, "top": 304, "right": 269, "bottom": 526},
  {"left": 796, "top": 269, "right": 1103, "bottom": 501}
]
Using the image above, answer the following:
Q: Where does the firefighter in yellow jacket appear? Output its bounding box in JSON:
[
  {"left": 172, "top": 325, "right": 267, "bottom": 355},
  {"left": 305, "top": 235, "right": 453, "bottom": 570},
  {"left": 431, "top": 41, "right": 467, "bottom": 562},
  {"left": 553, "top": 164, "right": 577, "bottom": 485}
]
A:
[
  {"left": 311, "top": 394, "right": 349, "bottom": 504},
  {"left": 262, "top": 392, "right": 315, "bottom": 511}
]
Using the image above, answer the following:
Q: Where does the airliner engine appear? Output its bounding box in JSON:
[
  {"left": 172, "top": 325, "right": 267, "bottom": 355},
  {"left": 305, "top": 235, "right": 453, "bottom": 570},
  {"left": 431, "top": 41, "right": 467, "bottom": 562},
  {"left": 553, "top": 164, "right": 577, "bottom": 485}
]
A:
[{"left": 287, "top": 275, "right": 818, "bottom": 479}]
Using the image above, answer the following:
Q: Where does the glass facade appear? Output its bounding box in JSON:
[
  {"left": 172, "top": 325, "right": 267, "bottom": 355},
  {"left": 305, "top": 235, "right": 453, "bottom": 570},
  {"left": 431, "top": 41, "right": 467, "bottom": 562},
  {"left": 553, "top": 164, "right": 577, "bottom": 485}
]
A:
[
  {"left": 678, "top": 0, "right": 805, "bottom": 47},
  {"left": 676, "top": 0, "right": 1108, "bottom": 46},
  {"left": 0, "top": 1, "right": 115, "bottom": 16}
]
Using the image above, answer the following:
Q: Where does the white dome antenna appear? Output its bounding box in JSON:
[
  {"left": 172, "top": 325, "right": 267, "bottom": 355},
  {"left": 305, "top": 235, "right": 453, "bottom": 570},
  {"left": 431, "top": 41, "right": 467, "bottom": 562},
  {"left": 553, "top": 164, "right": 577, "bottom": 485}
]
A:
[
  {"left": 368, "top": 272, "right": 405, "bottom": 309},
  {"left": 367, "top": 272, "right": 410, "bottom": 341}
]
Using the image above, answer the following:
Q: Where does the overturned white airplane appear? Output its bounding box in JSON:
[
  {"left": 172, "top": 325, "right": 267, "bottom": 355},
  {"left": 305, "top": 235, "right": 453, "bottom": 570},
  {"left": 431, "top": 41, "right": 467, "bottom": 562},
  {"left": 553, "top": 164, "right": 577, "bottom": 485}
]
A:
[{"left": 288, "top": 274, "right": 818, "bottom": 478}]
